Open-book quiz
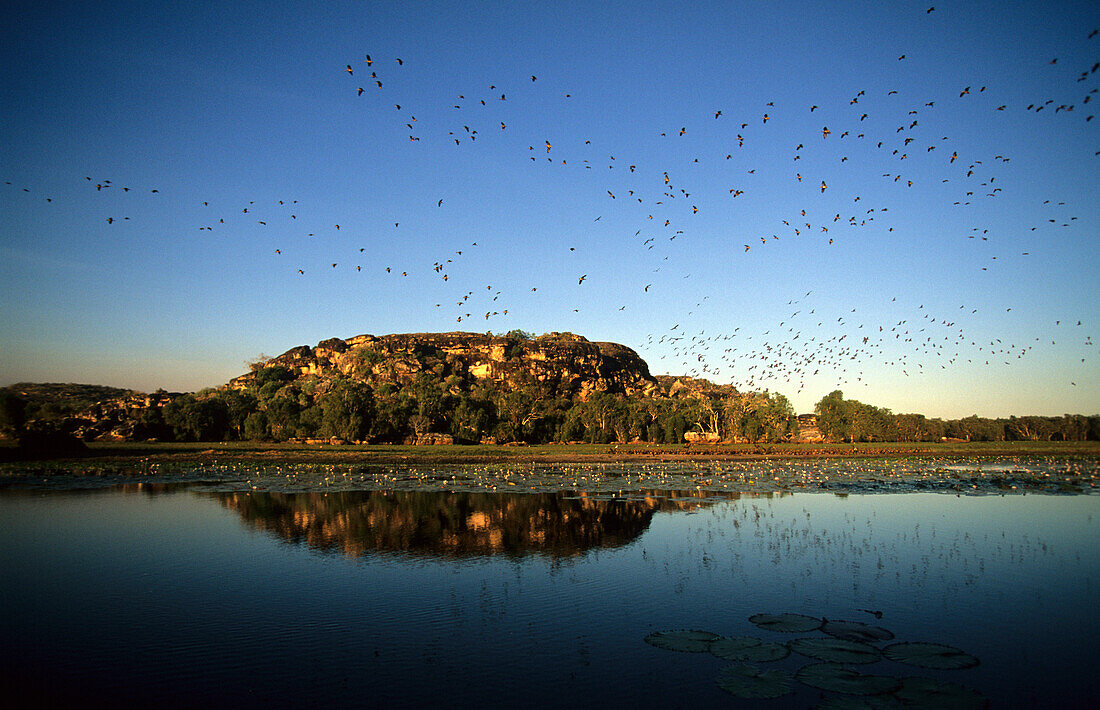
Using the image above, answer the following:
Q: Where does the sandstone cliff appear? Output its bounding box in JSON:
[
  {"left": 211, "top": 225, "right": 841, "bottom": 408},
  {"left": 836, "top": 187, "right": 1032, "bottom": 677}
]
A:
[{"left": 229, "top": 331, "right": 661, "bottom": 401}]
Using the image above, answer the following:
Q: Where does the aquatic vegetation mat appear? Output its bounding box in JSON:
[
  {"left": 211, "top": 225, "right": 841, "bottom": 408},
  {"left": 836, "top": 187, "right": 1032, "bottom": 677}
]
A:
[
  {"left": 643, "top": 629, "right": 720, "bottom": 653},
  {"left": 644, "top": 610, "right": 990, "bottom": 705},
  {"left": 714, "top": 664, "right": 794, "bottom": 699},
  {"left": 815, "top": 694, "right": 906, "bottom": 709},
  {"left": 748, "top": 612, "right": 823, "bottom": 633},
  {"left": 822, "top": 619, "right": 896, "bottom": 643},
  {"left": 709, "top": 636, "right": 790, "bottom": 662},
  {"left": 795, "top": 662, "right": 902, "bottom": 695},
  {"left": 5, "top": 454, "right": 1096, "bottom": 495},
  {"left": 892, "top": 676, "right": 987, "bottom": 708},
  {"left": 788, "top": 637, "right": 882, "bottom": 664},
  {"left": 882, "top": 642, "right": 980, "bottom": 670}
]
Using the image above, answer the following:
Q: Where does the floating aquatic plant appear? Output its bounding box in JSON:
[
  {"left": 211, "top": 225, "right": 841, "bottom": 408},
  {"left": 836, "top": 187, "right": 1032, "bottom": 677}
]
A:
[
  {"left": 795, "top": 662, "right": 902, "bottom": 695},
  {"left": 883, "top": 642, "right": 980, "bottom": 670},
  {"left": 892, "top": 676, "right": 988, "bottom": 708},
  {"left": 709, "top": 636, "right": 790, "bottom": 662},
  {"left": 748, "top": 612, "right": 823, "bottom": 633},
  {"left": 643, "top": 629, "right": 720, "bottom": 652},
  {"left": 821, "top": 619, "right": 895, "bottom": 643},
  {"left": 789, "top": 637, "right": 882, "bottom": 664},
  {"left": 715, "top": 664, "right": 794, "bottom": 699},
  {"left": 815, "top": 693, "right": 904, "bottom": 709}
]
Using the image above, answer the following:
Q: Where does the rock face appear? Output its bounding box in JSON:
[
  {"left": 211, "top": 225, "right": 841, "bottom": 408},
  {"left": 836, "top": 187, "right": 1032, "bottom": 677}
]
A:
[
  {"left": 654, "top": 375, "right": 739, "bottom": 399},
  {"left": 796, "top": 414, "right": 824, "bottom": 442},
  {"left": 230, "top": 331, "right": 661, "bottom": 401},
  {"left": 1, "top": 383, "right": 180, "bottom": 442}
]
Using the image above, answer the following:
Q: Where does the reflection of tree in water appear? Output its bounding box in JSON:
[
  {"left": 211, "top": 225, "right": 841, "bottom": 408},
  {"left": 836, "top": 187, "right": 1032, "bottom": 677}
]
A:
[{"left": 212, "top": 490, "right": 730, "bottom": 559}]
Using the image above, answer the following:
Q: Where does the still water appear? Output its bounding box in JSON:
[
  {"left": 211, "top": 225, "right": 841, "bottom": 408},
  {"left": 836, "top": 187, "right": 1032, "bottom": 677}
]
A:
[{"left": 1, "top": 484, "right": 1096, "bottom": 708}]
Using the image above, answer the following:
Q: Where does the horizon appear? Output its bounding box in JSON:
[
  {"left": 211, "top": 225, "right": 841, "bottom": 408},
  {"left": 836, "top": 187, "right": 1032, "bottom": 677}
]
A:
[{"left": 2, "top": 0, "right": 1098, "bottom": 421}]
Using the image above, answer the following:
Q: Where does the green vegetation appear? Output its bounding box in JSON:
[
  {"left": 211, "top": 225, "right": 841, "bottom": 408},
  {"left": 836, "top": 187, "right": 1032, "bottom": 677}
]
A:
[
  {"left": 5, "top": 383, "right": 135, "bottom": 421},
  {"left": 2, "top": 366, "right": 1097, "bottom": 449},
  {"left": 814, "top": 390, "right": 1100, "bottom": 443}
]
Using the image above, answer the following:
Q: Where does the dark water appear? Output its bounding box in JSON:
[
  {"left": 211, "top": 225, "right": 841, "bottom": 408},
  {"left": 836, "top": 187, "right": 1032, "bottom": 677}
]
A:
[{"left": 1, "top": 484, "right": 1096, "bottom": 708}]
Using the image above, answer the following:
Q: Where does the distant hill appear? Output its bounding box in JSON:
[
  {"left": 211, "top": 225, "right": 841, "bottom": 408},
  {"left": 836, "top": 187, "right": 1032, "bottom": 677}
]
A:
[
  {"left": 229, "top": 331, "right": 661, "bottom": 401},
  {"left": 3, "top": 382, "right": 138, "bottom": 420},
  {"left": 7, "top": 333, "right": 1091, "bottom": 446}
]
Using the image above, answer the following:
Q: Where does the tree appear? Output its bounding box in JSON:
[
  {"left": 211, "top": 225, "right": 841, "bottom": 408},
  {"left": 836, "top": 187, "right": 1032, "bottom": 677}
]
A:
[
  {"left": 451, "top": 396, "right": 493, "bottom": 443},
  {"left": 1006, "top": 415, "right": 1054, "bottom": 441},
  {"left": 220, "top": 390, "right": 258, "bottom": 440},
  {"left": 246, "top": 353, "right": 274, "bottom": 371},
  {"left": 815, "top": 390, "right": 854, "bottom": 442},
  {"left": 754, "top": 392, "right": 797, "bottom": 442},
  {"left": 319, "top": 379, "right": 374, "bottom": 442},
  {"left": 162, "top": 394, "right": 230, "bottom": 441},
  {"left": 723, "top": 392, "right": 755, "bottom": 441},
  {"left": 660, "top": 409, "right": 688, "bottom": 444},
  {"left": 409, "top": 373, "right": 452, "bottom": 431},
  {"left": 495, "top": 390, "right": 538, "bottom": 442},
  {"left": 370, "top": 389, "right": 415, "bottom": 443},
  {"left": 243, "top": 411, "right": 269, "bottom": 440},
  {"left": 895, "top": 413, "right": 929, "bottom": 442},
  {"left": 0, "top": 390, "right": 27, "bottom": 438},
  {"left": 133, "top": 406, "right": 172, "bottom": 441},
  {"left": 263, "top": 395, "right": 302, "bottom": 441}
]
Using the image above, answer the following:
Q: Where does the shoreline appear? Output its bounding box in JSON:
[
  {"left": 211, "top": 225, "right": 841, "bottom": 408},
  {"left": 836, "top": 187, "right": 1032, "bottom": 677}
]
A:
[
  {"left": 2, "top": 441, "right": 1096, "bottom": 495},
  {"left": 3, "top": 439, "right": 1098, "bottom": 466}
]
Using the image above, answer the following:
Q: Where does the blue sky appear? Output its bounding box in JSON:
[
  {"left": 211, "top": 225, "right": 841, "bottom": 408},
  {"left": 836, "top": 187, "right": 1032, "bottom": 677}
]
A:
[{"left": 1, "top": 0, "right": 1097, "bottom": 418}]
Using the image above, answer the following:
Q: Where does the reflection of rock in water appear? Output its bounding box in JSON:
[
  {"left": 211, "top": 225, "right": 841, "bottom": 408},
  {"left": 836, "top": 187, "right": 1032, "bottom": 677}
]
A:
[{"left": 212, "top": 490, "right": 726, "bottom": 559}]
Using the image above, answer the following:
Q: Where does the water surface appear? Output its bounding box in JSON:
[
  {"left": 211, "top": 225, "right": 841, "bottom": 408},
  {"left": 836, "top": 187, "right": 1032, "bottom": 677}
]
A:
[{"left": 1, "top": 480, "right": 1096, "bottom": 708}]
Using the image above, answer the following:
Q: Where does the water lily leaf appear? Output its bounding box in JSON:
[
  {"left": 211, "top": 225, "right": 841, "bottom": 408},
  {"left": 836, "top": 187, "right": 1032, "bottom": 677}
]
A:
[
  {"left": 883, "top": 642, "right": 980, "bottom": 670},
  {"left": 715, "top": 664, "right": 794, "bottom": 699},
  {"left": 816, "top": 694, "right": 905, "bottom": 709},
  {"left": 893, "top": 676, "right": 988, "bottom": 708},
  {"left": 789, "top": 637, "right": 882, "bottom": 664},
  {"left": 821, "top": 620, "right": 895, "bottom": 643},
  {"left": 643, "top": 629, "right": 720, "bottom": 652},
  {"left": 795, "top": 662, "right": 902, "bottom": 695},
  {"left": 710, "top": 636, "right": 790, "bottom": 662},
  {"left": 748, "top": 612, "right": 823, "bottom": 633}
]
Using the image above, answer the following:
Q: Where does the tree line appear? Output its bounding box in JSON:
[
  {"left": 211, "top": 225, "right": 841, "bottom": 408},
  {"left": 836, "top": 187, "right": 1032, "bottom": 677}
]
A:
[
  {"left": 2, "top": 373, "right": 1096, "bottom": 445},
  {"left": 814, "top": 390, "right": 1100, "bottom": 442},
  {"left": 125, "top": 365, "right": 799, "bottom": 445}
]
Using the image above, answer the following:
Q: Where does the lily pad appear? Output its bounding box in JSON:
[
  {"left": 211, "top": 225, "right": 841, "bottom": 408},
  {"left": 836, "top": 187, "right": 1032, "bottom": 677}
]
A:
[
  {"left": 883, "top": 642, "right": 980, "bottom": 670},
  {"left": 893, "top": 676, "right": 988, "bottom": 709},
  {"left": 709, "top": 636, "right": 790, "bottom": 662},
  {"left": 816, "top": 695, "right": 904, "bottom": 710},
  {"left": 822, "top": 619, "right": 895, "bottom": 643},
  {"left": 789, "top": 637, "right": 882, "bottom": 664},
  {"left": 748, "top": 612, "right": 823, "bottom": 633},
  {"left": 795, "top": 663, "right": 902, "bottom": 695},
  {"left": 643, "top": 629, "right": 720, "bottom": 652},
  {"left": 715, "top": 664, "right": 794, "bottom": 699}
]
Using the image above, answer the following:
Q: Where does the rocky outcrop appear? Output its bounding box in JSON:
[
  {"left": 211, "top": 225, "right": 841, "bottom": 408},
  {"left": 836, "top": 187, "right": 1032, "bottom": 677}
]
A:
[
  {"left": 1, "top": 383, "right": 181, "bottom": 442},
  {"left": 230, "top": 331, "right": 660, "bottom": 401},
  {"left": 796, "top": 414, "right": 824, "bottom": 442},
  {"left": 655, "top": 375, "right": 739, "bottom": 399}
]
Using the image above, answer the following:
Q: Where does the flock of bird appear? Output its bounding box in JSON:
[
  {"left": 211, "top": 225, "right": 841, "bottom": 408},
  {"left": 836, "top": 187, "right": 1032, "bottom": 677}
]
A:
[{"left": 4, "top": 6, "right": 1096, "bottom": 402}]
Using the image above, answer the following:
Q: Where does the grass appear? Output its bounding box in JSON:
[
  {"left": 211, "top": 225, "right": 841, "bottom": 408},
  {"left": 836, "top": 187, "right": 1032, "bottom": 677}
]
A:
[{"left": 3, "top": 439, "right": 1097, "bottom": 465}]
